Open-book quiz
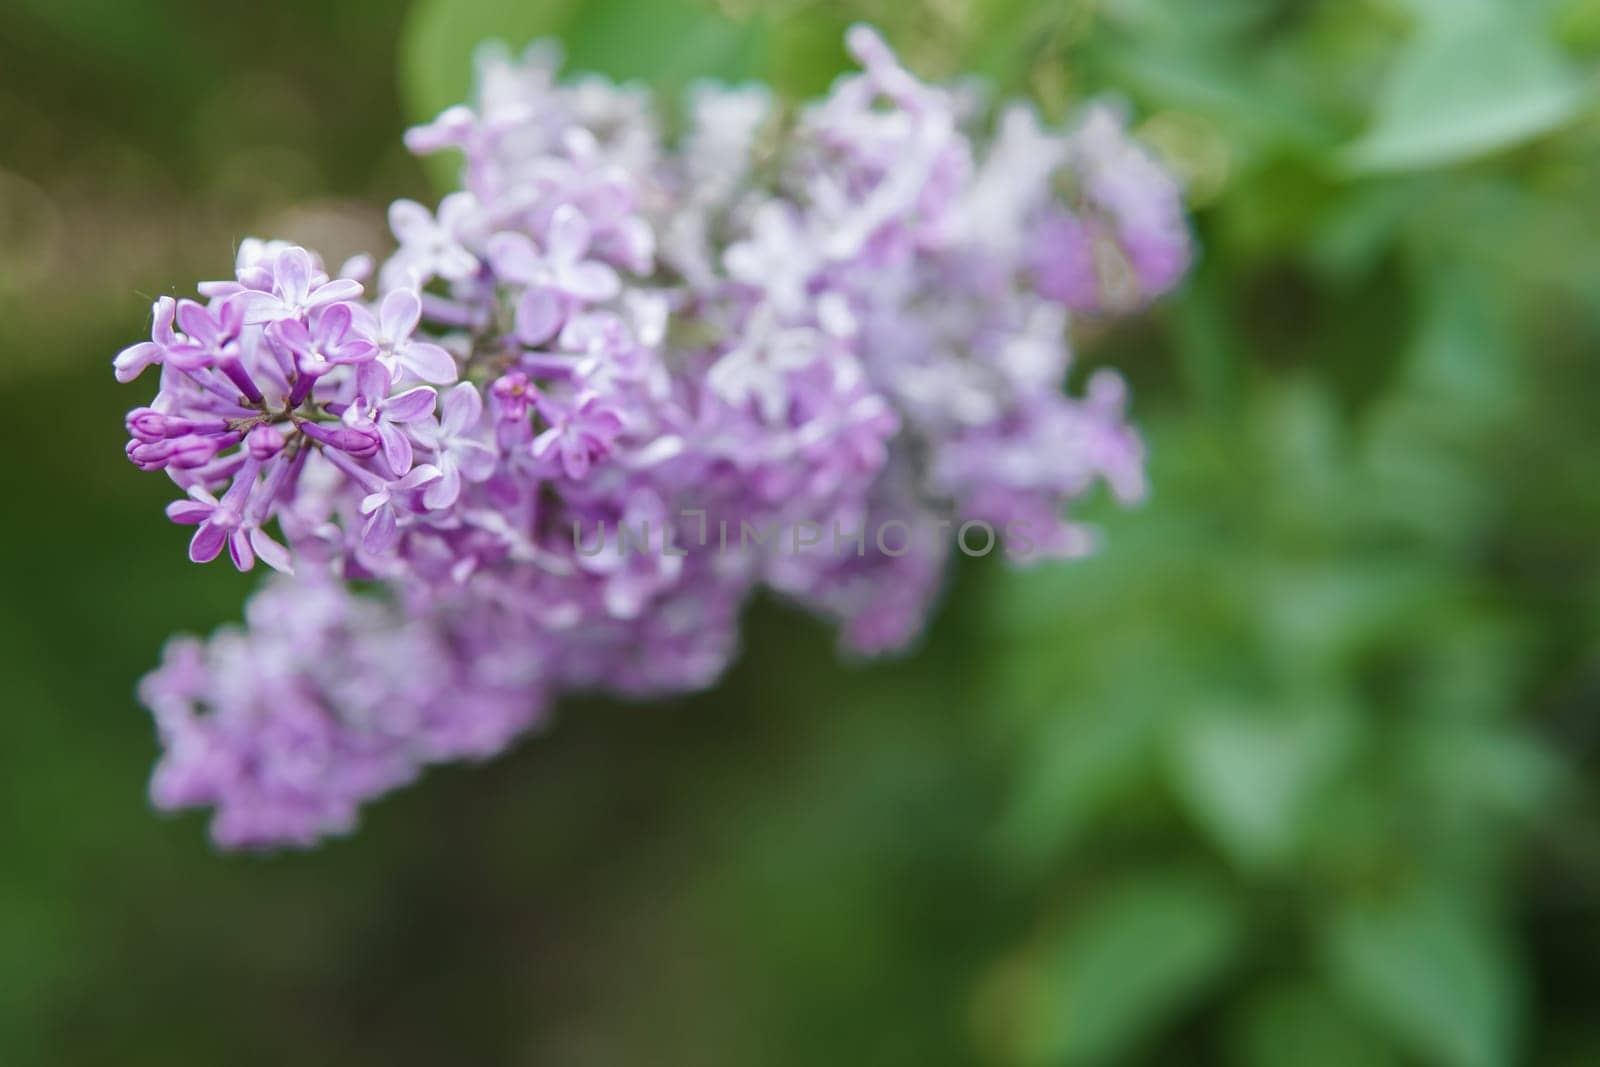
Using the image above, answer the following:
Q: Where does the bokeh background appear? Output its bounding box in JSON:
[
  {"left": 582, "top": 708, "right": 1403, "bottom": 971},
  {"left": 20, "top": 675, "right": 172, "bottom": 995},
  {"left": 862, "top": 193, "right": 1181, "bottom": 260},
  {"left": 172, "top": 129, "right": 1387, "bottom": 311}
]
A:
[{"left": 4, "top": 0, "right": 1600, "bottom": 1063}]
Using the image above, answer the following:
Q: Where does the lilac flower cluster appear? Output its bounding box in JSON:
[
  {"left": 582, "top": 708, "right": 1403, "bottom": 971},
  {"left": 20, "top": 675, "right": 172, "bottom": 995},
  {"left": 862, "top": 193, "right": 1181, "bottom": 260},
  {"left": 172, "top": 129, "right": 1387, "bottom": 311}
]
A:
[{"left": 118, "top": 26, "right": 1190, "bottom": 847}]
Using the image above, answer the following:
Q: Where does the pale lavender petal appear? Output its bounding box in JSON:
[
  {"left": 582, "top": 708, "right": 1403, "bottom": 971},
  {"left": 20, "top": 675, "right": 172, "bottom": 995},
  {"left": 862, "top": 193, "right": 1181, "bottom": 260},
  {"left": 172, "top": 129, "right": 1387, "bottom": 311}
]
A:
[
  {"left": 306, "top": 278, "right": 363, "bottom": 308},
  {"left": 249, "top": 528, "right": 294, "bottom": 574},
  {"left": 423, "top": 463, "right": 461, "bottom": 510},
  {"left": 440, "top": 382, "right": 483, "bottom": 435},
  {"left": 395, "top": 463, "right": 443, "bottom": 492},
  {"left": 361, "top": 505, "right": 399, "bottom": 554},
  {"left": 486, "top": 232, "right": 541, "bottom": 283},
  {"left": 547, "top": 204, "right": 590, "bottom": 265},
  {"left": 380, "top": 289, "right": 423, "bottom": 341},
  {"left": 356, "top": 360, "right": 391, "bottom": 402},
  {"left": 404, "top": 106, "right": 474, "bottom": 154},
  {"left": 388, "top": 199, "right": 433, "bottom": 243},
  {"left": 514, "top": 288, "right": 564, "bottom": 345},
  {"left": 438, "top": 247, "right": 480, "bottom": 281},
  {"left": 274, "top": 246, "right": 312, "bottom": 306},
  {"left": 454, "top": 440, "right": 498, "bottom": 482},
  {"left": 114, "top": 341, "right": 162, "bottom": 383},
  {"left": 531, "top": 426, "right": 560, "bottom": 463},
  {"left": 385, "top": 386, "right": 437, "bottom": 423},
  {"left": 379, "top": 422, "right": 414, "bottom": 475},
  {"left": 400, "top": 341, "right": 458, "bottom": 384},
  {"left": 564, "top": 261, "right": 619, "bottom": 302}
]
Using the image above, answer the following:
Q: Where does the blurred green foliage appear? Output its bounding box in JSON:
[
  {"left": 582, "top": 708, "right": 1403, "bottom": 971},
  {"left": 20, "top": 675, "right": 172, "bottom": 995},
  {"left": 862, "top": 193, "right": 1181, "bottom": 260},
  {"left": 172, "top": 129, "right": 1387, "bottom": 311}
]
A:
[{"left": 2, "top": 0, "right": 1600, "bottom": 1064}]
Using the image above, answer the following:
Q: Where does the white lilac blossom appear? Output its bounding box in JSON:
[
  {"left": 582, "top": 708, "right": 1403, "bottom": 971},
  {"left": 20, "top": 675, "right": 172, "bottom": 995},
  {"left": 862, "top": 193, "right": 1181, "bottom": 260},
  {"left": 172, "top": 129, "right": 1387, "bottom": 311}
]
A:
[{"left": 116, "top": 26, "right": 1192, "bottom": 847}]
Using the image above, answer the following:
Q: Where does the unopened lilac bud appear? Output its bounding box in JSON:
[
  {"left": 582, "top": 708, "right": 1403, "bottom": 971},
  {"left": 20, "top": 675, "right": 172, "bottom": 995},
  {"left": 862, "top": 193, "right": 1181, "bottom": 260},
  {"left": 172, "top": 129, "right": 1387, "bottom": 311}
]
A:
[
  {"left": 126, "top": 439, "right": 162, "bottom": 472},
  {"left": 127, "top": 434, "right": 227, "bottom": 471},
  {"left": 299, "top": 420, "right": 381, "bottom": 458},
  {"left": 166, "top": 433, "right": 233, "bottom": 470},
  {"left": 127, "top": 408, "right": 228, "bottom": 442},
  {"left": 246, "top": 424, "right": 288, "bottom": 460}
]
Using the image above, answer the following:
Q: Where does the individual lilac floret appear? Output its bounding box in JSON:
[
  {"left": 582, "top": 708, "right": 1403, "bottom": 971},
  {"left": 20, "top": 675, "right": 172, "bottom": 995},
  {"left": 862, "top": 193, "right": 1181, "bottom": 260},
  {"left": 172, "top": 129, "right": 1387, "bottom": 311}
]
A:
[{"left": 116, "top": 24, "right": 1191, "bottom": 847}]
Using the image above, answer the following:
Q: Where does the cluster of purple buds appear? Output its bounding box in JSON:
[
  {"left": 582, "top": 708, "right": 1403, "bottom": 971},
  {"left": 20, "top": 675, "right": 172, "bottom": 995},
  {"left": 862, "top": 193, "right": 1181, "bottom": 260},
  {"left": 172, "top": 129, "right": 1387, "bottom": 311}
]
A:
[{"left": 118, "top": 26, "right": 1191, "bottom": 847}]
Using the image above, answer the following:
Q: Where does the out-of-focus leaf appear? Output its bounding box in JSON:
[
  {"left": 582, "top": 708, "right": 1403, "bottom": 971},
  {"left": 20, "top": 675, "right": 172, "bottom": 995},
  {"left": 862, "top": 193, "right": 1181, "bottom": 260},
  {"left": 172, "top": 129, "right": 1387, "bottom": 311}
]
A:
[
  {"left": 1097, "top": 42, "right": 1331, "bottom": 164},
  {"left": 1229, "top": 981, "right": 1399, "bottom": 1067},
  {"left": 1306, "top": 181, "right": 1427, "bottom": 279},
  {"left": 397, "top": 0, "right": 769, "bottom": 191},
  {"left": 1170, "top": 700, "right": 1355, "bottom": 872},
  {"left": 1324, "top": 890, "right": 1524, "bottom": 1067},
  {"left": 1169, "top": 266, "right": 1244, "bottom": 413},
  {"left": 1252, "top": 561, "right": 1437, "bottom": 683},
  {"left": 1000, "top": 699, "right": 1165, "bottom": 872},
  {"left": 1023, "top": 872, "right": 1242, "bottom": 1063},
  {"left": 398, "top": 0, "right": 766, "bottom": 127},
  {"left": 1557, "top": 0, "right": 1600, "bottom": 51},
  {"left": 399, "top": 0, "right": 576, "bottom": 129},
  {"left": 1411, "top": 723, "right": 1562, "bottom": 821},
  {"left": 560, "top": 0, "right": 767, "bottom": 89},
  {"left": 1399, "top": 263, "right": 1518, "bottom": 417},
  {"left": 1343, "top": 7, "right": 1589, "bottom": 173},
  {"left": 1400, "top": 0, "right": 1500, "bottom": 25}
]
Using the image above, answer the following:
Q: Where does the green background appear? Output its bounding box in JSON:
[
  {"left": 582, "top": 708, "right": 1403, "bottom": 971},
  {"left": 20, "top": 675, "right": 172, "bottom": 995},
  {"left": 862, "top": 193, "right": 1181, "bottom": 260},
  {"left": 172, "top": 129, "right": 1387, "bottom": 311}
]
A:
[{"left": 2, "top": 0, "right": 1600, "bottom": 1063}]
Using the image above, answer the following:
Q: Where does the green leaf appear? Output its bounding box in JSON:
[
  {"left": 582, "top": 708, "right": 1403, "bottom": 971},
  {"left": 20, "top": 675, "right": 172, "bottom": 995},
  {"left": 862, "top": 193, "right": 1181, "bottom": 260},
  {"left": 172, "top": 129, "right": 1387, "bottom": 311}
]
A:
[
  {"left": 397, "top": 0, "right": 769, "bottom": 191},
  {"left": 399, "top": 0, "right": 575, "bottom": 129},
  {"left": 1229, "top": 982, "right": 1400, "bottom": 1067},
  {"left": 1025, "top": 872, "right": 1242, "bottom": 1063},
  {"left": 1400, "top": 0, "right": 1501, "bottom": 26},
  {"left": 398, "top": 0, "right": 766, "bottom": 127},
  {"left": 1324, "top": 890, "right": 1524, "bottom": 1067},
  {"left": 1343, "top": 8, "right": 1590, "bottom": 173},
  {"left": 1001, "top": 699, "right": 1166, "bottom": 873},
  {"left": 1170, "top": 700, "right": 1355, "bottom": 872}
]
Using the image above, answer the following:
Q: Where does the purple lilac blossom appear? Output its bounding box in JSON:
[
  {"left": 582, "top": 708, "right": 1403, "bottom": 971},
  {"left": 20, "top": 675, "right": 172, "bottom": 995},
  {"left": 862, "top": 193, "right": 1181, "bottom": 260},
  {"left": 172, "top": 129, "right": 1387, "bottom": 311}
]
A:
[{"left": 116, "top": 25, "right": 1191, "bottom": 847}]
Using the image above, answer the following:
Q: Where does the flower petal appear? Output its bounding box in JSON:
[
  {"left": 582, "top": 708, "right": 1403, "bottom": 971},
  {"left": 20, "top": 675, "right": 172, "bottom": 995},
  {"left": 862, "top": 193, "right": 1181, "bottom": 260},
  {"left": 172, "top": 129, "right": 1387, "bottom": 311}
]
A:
[
  {"left": 385, "top": 386, "right": 437, "bottom": 423},
  {"left": 564, "top": 261, "right": 620, "bottom": 303},
  {"left": 227, "top": 528, "right": 256, "bottom": 572},
  {"left": 423, "top": 462, "right": 461, "bottom": 510},
  {"left": 454, "top": 439, "right": 498, "bottom": 482},
  {"left": 166, "top": 500, "right": 215, "bottom": 525},
  {"left": 395, "top": 463, "right": 443, "bottom": 492},
  {"left": 188, "top": 522, "right": 228, "bottom": 563},
  {"left": 356, "top": 360, "right": 391, "bottom": 402},
  {"left": 379, "top": 422, "right": 414, "bottom": 476},
  {"left": 515, "top": 288, "right": 564, "bottom": 345},
  {"left": 441, "top": 382, "right": 483, "bottom": 435},
  {"left": 306, "top": 278, "right": 363, "bottom": 308},
  {"left": 361, "top": 504, "right": 398, "bottom": 554},
  {"left": 250, "top": 527, "right": 295, "bottom": 574},
  {"left": 273, "top": 246, "right": 313, "bottom": 306},
  {"left": 548, "top": 204, "right": 590, "bottom": 265},
  {"left": 388, "top": 199, "right": 433, "bottom": 243},
  {"left": 114, "top": 341, "right": 162, "bottom": 383},
  {"left": 400, "top": 341, "right": 458, "bottom": 385},
  {"left": 380, "top": 288, "right": 422, "bottom": 341},
  {"left": 175, "top": 300, "right": 219, "bottom": 348},
  {"left": 486, "top": 232, "right": 540, "bottom": 282}
]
